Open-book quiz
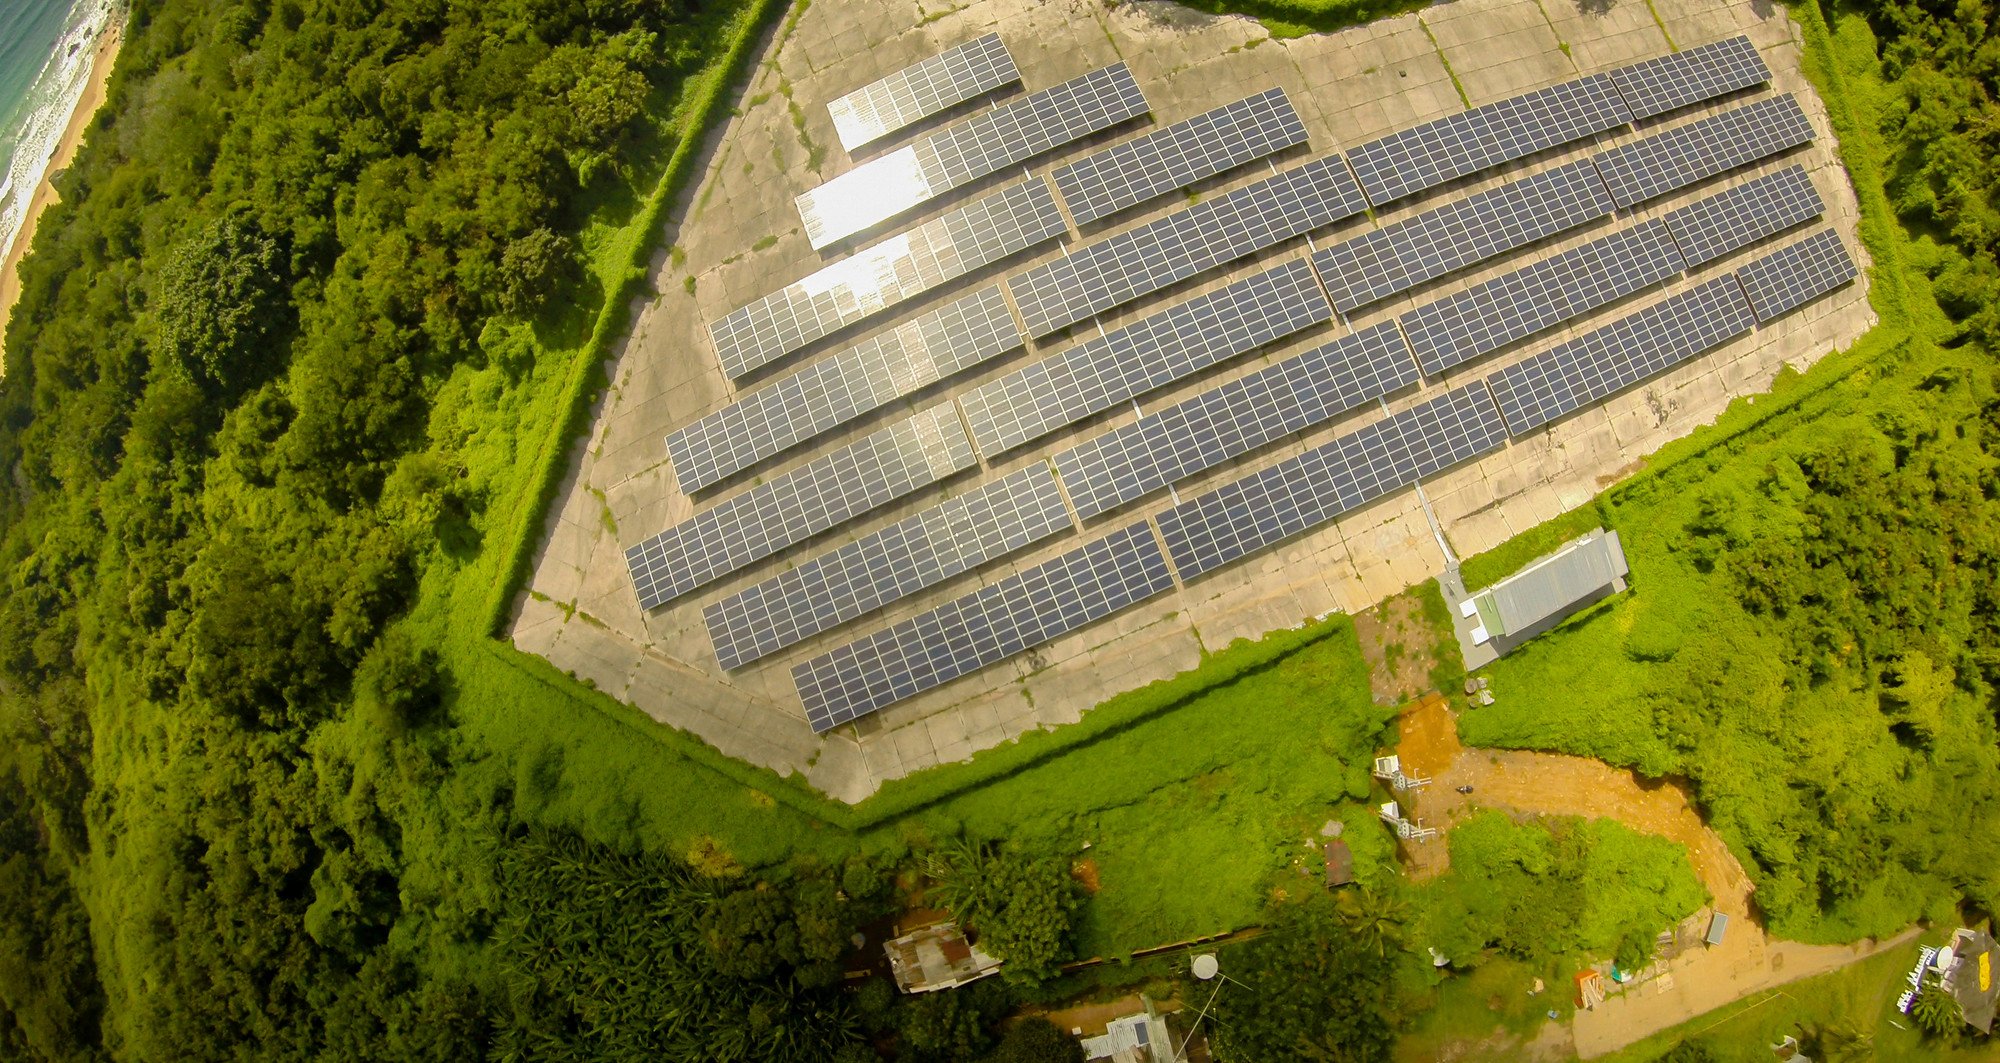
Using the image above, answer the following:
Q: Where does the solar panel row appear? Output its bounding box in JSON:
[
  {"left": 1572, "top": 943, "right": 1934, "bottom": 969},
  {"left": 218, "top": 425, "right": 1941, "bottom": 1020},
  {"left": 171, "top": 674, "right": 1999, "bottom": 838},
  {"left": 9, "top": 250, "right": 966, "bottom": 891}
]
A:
[
  {"left": 1312, "top": 158, "right": 1616, "bottom": 313},
  {"left": 1609, "top": 34, "right": 1770, "bottom": 122},
  {"left": 1399, "top": 219, "right": 1686, "bottom": 377},
  {"left": 792, "top": 520, "right": 1176, "bottom": 730},
  {"left": 1052, "top": 320, "right": 1420, "bottom": 520},
  {"left": 1735, "top": 228, "right": 1857, "bottom": 322},
  {"left": 710, "top": 179, "right": 1066, "bottom": 380},
  {"left": 627, "top": 405, "right": 976, "bottom": 610},
  {"left": 705, "top": 463, "right": 1074, "bottom": 669},
  {"left": 1007, "top": 154, "right": 1368, "bottom": 338},
  {"left": 1484, "top": 275, "right": 1756, "bottom": 435},
  {"left": 828, "top": 33, "right": 1022, "bottom": 152},
  {"left": 670, "top": 287, "right": 1020, "bottom": 494},
  {"left": 961, "top": 259, "right": 1331, "bottom": 458},
  {"left": 1593, "top": 94, "right": 1814, "bottom": 209},
  {"left": 1155, "top": 383, "right": 1509, "bottom": 580},
  {"left": 1051, "top": 88, "right": 1309, "bottom": 225},
  {"left": 799, "top": 64, "right": 1148, "bottom": 249},
  {"left": 1346, "top": 74, "right": 1631, "bottom": 205},
  {"left": 1662, "top": 164, "right": 1824, "bottom": 269}
]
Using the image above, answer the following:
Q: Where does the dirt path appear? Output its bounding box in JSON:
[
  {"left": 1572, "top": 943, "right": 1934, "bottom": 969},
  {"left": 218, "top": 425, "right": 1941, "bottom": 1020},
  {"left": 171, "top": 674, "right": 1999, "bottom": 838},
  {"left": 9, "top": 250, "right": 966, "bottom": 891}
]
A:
[{"left": 1392, "top": 697, "right": 1920, "bottom": 1059}]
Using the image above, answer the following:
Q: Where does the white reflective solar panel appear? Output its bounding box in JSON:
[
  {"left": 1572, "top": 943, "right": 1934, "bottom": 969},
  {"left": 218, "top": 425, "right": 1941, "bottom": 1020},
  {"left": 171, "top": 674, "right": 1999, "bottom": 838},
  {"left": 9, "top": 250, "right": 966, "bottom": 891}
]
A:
[
  {"left": 669, "top": 287, "right": 1019, "bottom": 494},
  {"left": 829, "top": 34, "right": 1021, "bottom": 153},
  {"left": 710, "top": 179, "right": 1065, "bottom": 380},
  {"left": 799, "top": 64, "right": 1147, "bottom": 249}
]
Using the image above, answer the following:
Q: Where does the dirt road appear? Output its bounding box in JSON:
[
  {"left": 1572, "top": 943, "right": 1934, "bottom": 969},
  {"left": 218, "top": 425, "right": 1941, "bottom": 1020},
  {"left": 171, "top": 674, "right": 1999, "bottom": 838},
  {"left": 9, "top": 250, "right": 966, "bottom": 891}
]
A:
[{"left": 1392, "top": 696, "right": 1920, "bottom": 1058}]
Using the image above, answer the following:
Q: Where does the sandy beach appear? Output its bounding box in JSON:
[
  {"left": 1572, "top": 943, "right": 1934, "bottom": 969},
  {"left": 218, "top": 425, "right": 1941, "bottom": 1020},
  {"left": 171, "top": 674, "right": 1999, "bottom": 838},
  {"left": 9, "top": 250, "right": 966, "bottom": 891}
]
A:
[{"left": 0, "top": 14, "right": 121, "bottom": 357}]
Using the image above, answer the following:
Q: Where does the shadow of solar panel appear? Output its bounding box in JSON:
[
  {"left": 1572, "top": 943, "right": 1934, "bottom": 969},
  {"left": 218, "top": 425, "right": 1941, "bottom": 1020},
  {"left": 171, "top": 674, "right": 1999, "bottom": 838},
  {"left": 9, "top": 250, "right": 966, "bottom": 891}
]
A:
[
  {"left": 963, "top": 259, "right": 1331, "bottom": 458},
  {"left": 1347, "top": 74, "right": 1631, "bottom": 206},
  {"left": 704, "top": 463, "right": 1072, "bottom": 669},
  {"left": 1155, "top": 383, "right": 1507, "bottom": 580},
  {"left": 1592, "top": 94, "right": 1813, "bottom": 209},
  {"left": 669, "top": 287, "right": 1019, "bottom": 494},
  {"left": 829, "top": 33, "right": 1021, "bottom": 153},
  {"left": 626, "top": 405, "right": 976, "bottom": 610},
  {"left": 1313, "top": 159, "right": 1616, "bottom": 314},
  {"left": 1609, "top": 35, "right": 1770, "bottom": 122},
  {"left": 1399, "top": 219, "right": 1685, "bottom": 377},
  {"left": 1484, "top": 275, "right": 1755, "bottom": 435},
  {"left": 710, "top": 179, "right": 1065, "bottom": 380},
  {"left": 1051, "top": 88, "right": 1309, "bottom": 225},
  {"left": 792, "top": 520, "right": 1175, "bottom": 730},
  {"left": 800, "top": 64, "right": 1147, "bottom": 249},
  {"left": 1053, "top": 321, "right": 1418, "bottom": 519},
  {"left": 1734, "top": 228, "right": 1857, "bottom": 322},
  {"left": 1663, "top": 165, "right": 1824, "bottom": 269},
  {"left": 1007, "top": 154, "right": 1367, "bottom": 337}
]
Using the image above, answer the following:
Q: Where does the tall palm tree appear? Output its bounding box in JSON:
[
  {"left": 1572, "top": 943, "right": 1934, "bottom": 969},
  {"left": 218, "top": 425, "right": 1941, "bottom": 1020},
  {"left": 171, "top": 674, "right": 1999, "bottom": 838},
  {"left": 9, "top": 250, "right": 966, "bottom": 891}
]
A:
[{"left": 1336, "top": 888, "right": 1407, "bottom": 958}]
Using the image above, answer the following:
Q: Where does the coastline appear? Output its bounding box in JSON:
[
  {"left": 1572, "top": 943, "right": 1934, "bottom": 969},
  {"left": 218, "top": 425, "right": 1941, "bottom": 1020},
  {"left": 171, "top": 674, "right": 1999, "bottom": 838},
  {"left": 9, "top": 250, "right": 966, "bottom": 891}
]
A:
[{"left": 0, "top": 13, "right": 121, "bottom": 357}]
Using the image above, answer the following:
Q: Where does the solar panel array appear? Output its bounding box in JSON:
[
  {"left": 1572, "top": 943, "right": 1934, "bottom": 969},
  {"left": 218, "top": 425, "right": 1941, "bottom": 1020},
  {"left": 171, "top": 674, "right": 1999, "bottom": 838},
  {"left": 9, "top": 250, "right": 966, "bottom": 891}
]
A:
[
  {"left": 792, "top": 520, "right": 1175, "bottom": 730},
  {"left": 1484, "top": 275, "right": 1756, "bottom": 435},
  {"left": 627, "top": 405, "right": 976, "bottom": 609},
  {"left": 827, "top": 33, "right": 1022, "bottom": 152},
  {"left": 1053, "top": 321, "right": 1419, "bottom": 520},
  {"left": 1007, "top": 154, "right": 1368, "bottom": 337},
  {"left": 962, "top": 260, "right": 1331, "bottom": 458},
  {"left": 670, "top": 287, "right": 1020, "bottom": 494},
  {"left": 1610, "top": 35, "right": 1769, "bottom": 121},
  {"left": 1051, "top": 88, "right": 1309, "bottom": 225},
  {"left": 799, "top": 64, "right": 1148, "bottom": 249},
  {"left": 705, "top": 463, "right": 1074, "bottom": 669},
  {"left": 1663, "top": 165, "right": 1824, "bottom": 268},
  {"left": 1735, "top": 228, "right": 1857, "bottom": 322},
  {"left": 1399, "top": 220, "right": 1686, "bottom": 376},
  {"left": 710, "top": 179, "right": 1065, "bottom": 380},
  {"left": 1312, "top": 159, "right": 1616, "bottom": 313},
  {"left": 1346, "top": 75, "right": 1631, "bottom": 205},
  {"left": 1593, "top": 94, "right": 1814, "bottom": 209},
  {"left": 1156, "top": 384, "right": 1509, "bottom": 579}
]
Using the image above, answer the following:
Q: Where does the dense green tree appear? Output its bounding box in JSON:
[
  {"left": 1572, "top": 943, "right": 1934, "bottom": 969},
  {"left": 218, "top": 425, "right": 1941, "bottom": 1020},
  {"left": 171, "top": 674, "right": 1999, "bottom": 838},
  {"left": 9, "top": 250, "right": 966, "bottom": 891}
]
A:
[
  {"left": 152, "top": 212, "right": 291, "bottom": 399},
  {"left": 927, "top": 837, "right": 1086, "bottom": 987},
  {"left": 1204, "top": 892, "right": 1394, "bottom": 1063},
  {"left": 1909, "top": 985, "right": 1963, "bottom": 1042},
  {"left": 984, "top": 1017, "right": 1084, "bottom": 1063}
]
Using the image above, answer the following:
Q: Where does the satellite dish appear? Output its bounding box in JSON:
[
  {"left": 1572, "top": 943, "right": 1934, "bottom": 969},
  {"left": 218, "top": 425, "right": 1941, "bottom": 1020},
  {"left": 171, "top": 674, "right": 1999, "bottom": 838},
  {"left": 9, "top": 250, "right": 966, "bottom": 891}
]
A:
[{"left": 1191, "top": 954, "right": 1220, "bottom": 981}]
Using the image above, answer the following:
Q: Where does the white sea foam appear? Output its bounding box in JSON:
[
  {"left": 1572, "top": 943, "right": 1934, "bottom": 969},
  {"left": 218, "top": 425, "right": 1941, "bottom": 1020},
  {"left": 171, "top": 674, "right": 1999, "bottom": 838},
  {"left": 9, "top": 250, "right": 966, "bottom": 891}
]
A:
[{"left": 0, "top": 2, "right": 113, "bottom": 265}]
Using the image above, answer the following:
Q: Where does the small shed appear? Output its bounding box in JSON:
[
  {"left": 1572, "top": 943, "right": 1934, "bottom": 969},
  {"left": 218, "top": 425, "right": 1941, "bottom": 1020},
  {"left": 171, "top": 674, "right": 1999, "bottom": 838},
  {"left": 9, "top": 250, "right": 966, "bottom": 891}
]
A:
[
  {"left": 885, "top": 921, "right": 1002, "bottom": 994},
  {"left": 1943, "top": 927, "right": 1999, "bottom": 1033},
  {"left": 1705, "top": 912, "right": 1729, "bottom": 947},
  {"left": 1463, "top": 529, "right": 1629, "bottom": 645},
  {"left": 1322, "top": 839, "right": 1354, "bottom": 887}
]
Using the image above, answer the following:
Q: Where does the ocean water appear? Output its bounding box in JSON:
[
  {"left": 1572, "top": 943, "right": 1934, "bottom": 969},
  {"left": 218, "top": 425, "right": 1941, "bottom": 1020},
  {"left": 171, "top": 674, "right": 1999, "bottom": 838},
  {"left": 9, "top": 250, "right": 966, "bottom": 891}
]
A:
[{"left": 0, "top": 0, "right": 113, "bottom": 263}]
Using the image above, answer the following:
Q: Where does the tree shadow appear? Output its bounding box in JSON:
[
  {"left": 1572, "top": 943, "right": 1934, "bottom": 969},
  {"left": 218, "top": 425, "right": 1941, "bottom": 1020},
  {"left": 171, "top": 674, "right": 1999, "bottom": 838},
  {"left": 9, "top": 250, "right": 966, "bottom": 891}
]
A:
[{"left": 1574, "top": 0, "right": 1616, "bottom": 16}]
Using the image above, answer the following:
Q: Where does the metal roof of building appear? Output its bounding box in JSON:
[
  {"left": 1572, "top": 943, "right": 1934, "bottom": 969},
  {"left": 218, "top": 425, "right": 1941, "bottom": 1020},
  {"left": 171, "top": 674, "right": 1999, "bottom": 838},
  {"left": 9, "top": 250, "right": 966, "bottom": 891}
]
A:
[{"left": 1473, "top": 529, "right": 1629, "bottom": 637}]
